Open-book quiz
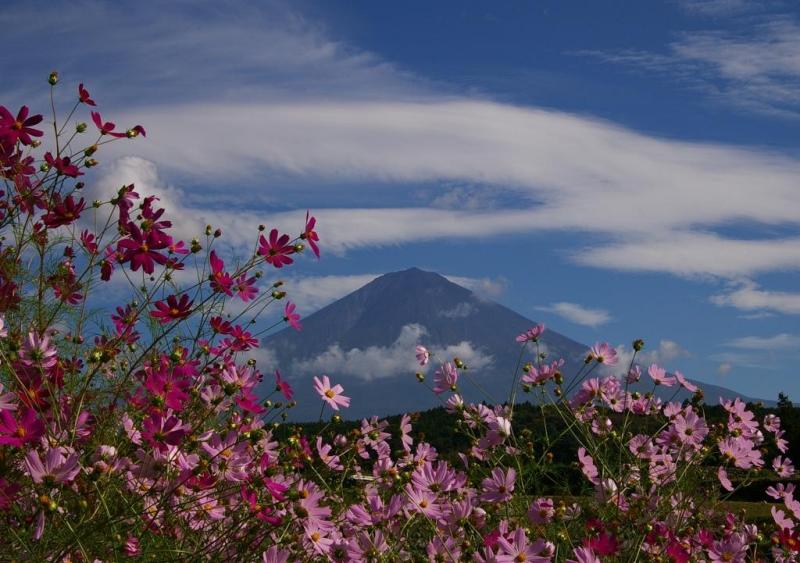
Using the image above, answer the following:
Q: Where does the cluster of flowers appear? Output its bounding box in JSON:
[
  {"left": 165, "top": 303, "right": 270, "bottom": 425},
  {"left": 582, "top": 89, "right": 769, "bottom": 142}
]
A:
[{"left": 0, "top": 76, "right": 797, "bottom": 562}]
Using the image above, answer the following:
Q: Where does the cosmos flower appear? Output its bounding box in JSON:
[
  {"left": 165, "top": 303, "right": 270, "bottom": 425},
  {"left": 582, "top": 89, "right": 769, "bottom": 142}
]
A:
[{"left": 313, "top": 374, "right": 350, "bottom": 411}]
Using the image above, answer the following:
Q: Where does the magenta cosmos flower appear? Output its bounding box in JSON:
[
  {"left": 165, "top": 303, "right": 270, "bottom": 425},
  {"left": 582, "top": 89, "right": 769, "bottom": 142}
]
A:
[
  {"left": 301, "top": 211, "right": 320, "bottom": 258},
  {"left": 0, "top": 105, "right": 43, "bottom": 145},
  {"left": 433, "top": 362, "right": 458, "bottom": 394},
  {"left": 150, "top": 294, "right": 193, "bottom": 324},
  {"left": 283, "top": 301, "right": 301, "bottom": 331},
  {"left": 313, "top": 374, "right": 350, "bottom": 411},
  {"left": 258, "top": 228, "right": 294, "bottom": 268}
]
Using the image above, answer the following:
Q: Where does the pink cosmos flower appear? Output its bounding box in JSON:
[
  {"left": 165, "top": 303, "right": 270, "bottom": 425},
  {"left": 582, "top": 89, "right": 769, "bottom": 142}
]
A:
[
  {"left": 433, "top": 362, "right": 458, "bottom": 394},
  {"left": 24, "top": 448, "right": 81, "bottom": 484},
  {"left": 141, "top": 412, "right": 189, "bottom": 452},
  {"left": 567, "top": 547, "right": 601, "bottom": 563},
  {"left": 19, "top": 331, "right": 58, "bottom": 368},
  {"left": 648, "top": 364, "right": 676, "bottom": 387},
  {"left": 404, "top": 484, "right": 443, "bottom": 519},
  {"left": 317, "top": 436, "right": 343, "bottom": 471},
  {"left": 123, "top": 536, "right": 141, "bottom": 557},
  {"left": 262, "top": 546, "right": 290, "bottom": 563},
  {"left": 0, "top": 383, "right": 16, "bottom": 412},
  {"left": 773, "top": 456, "right": 796, "bottom": 478},
  {"left": 481, "top": 467, "right": 516, "bottom": 503},
  {"left": 717, "top": 466, "right": 734, "bottom": 492},
  {"left": 415, "top": 345, "right": 430, "bottom": 366},
  {"left": 589, "top": 342, "right": 618, "bottom": 365},
  {"left": 496, "top": 528, "right": 549, "bottom": 563},
  {"left": 772, "top": 507, "right": 795, "bottom": 531},
  {"left": 516, "top": 324, "right": 545, "bottom": 343},
  {"left": 283, "top": 301, "right": 301, "bottom": 331},
  {"left": 578, "top": 447, "right": 600, "bottom": 484},
  {"left": 528, "top": 497, "right": 555, "bottom": 525},
  {"left": 233, "top": 274, "right": 258, "bottom": 302},
  {"left": 674, "top": 370, "right": 698, "bottom": 392},
  {"left": 313, "top": 375, "right": 350, "bottom": 411},
  {"left": 707, "top": 534, "right": 747, "bottom": 562}
]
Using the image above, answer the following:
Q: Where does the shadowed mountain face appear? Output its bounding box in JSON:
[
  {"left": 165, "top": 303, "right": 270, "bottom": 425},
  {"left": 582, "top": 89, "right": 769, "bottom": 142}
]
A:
[{"left": 261, "top": 268, "right": 766, "bottom": 421}]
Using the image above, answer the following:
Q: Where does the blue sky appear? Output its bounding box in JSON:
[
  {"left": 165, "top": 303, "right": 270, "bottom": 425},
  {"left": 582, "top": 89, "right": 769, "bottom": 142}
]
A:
[{"left": 2, "top": 0, "right": 799, "bottom": 401}]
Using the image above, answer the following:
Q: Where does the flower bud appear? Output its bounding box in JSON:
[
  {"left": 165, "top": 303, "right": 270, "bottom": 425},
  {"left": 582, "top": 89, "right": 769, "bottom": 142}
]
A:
[
  {"left": 48, "top": 71, "right": 59, "bottom": 85},
  {"left": 84, "top": 145, "right": 97, "bottom": 157},
  {"left": 76, "top": 122, "right": 87, "bottom": 133},
  {"left": 415, "top": 372, "right": 425, "bottom": 382},
  {"left": 293, "top": 243, "right": 304, "bottom": 253},
  {"left": 271, "top": 290, "right": 286, "bottom": 299},
  {"left": 258, "top": 224, "right": 265, "bottom": 231},
  {"left": 454, "top": 357, "right": 465, "bottom": 369},
  {"left": 214, "top": 229, "right": 222, "bottom": 238},
  {"left": 331, "top": 414, "right": 342, "bottom": 424},
  {"left": 190, "top": 238, "right": 202, "bottom": 253},
  {"left": 205, "top": 225, "right": 212, "bottom": 236},
  {"left": 85, "top": 158, "right": 98, "bottom": 168},
  {"left": 633, "top": 339, "right": 645, "bottom": 352},
  {"left": 40, "top": 163, "right": 50, "bottom": 173}
]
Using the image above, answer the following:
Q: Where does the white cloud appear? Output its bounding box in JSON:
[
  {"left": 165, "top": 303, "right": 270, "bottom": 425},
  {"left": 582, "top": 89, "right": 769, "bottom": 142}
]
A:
[
  {"left": 717, "top": 362, "right": 733, "bottom": 375},
  {"left": 711, "top": 280, "right": 800, "bottom": 314},
  {"left": 676, "top": 0, "right": 760, "bottom": 16},
  {"left": 292, "top": 324, "right": 492, "bottom": 381},
  {"left": 536, "top": 302, "right": 611, "bottom": 327},
  {"left": 438, "top": 302, "right": 477, "bottom": 319},
  {"left": 725, "top": 333, "right": 800, "bottom": 350},
  {"left": 609, "top": 339, "right": 692, "bottom": 377},
  {"left": 280, "top": 274, "right": 381, "bottom": 314},
  {"left": 16, "top": 1, "right": 800, "bottom": 280},
  {"left": 573, "top": 232, "right": 800, "bottom": 278},
  {"left": 445, "top": 275, "right": 508, "bottom": 298}
]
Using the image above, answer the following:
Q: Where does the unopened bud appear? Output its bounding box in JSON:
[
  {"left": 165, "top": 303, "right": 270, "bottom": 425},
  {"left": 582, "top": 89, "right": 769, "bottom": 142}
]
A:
[
  {"left": 293, "top": 243, "right": 304, "bottom": 253},
  {"left": 258, "top": 224, "right": 266, "bottom": 231},
  {"left": 331, "top": 414, "right": 342, "bottom": 424},
  {"left": 85, "top": 158, "right": 98, "bottom": 168},
  {"left": 633, "top": 339, "right": 645, "bottom": 352},
  {"left": 84, "top": 145, "right": 97, "bottom": 157},
  {"left": 454, "top": 357, "right": 464, "bottom": 369},
  {"left": 190, "top": 238, "right": 202, "bottom": 253},
  {"left": 205, "top": 225, "right": 212, "bottom": 236},
  {"left": 271, "top": 290, "right": 286, "bottom": 299},
  {"left": 415, "top": 372, "right": 425, "bottom": 382},
  {"left": 214, "top": 229, "right": 222, "bottom": 238},
  {"left": 76, "top": 122, "right": 87, "bottom": 133},
  {"left": 40, "top": 163, "right": 50, "bottom": 173},
  {"left": 48, "top": 71, "right": 59, "bottom": 85},
  {"left": 31, "top": 140, "right": 42, "bottom": 148}
]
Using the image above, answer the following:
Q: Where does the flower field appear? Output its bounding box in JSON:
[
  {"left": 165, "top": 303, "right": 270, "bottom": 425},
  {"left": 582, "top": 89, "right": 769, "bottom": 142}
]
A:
[{"left": 0, "top": 76, "right": 799, "bottom": 562}]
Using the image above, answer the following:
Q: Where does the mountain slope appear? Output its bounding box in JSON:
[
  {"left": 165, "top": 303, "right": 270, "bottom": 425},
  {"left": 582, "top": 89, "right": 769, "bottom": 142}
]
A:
[{"left": 260, "top": 268, "right": 767, "bottom": 420}]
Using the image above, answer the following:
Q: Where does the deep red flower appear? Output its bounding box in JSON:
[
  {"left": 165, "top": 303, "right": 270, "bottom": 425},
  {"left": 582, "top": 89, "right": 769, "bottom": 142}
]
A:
[
  {"left": 150, "top": 294, "right": 193, "bottom": 324},
  {"left": 209, "top": 250, "right": 233, "bottom": 296},
  {"left": 283, "top": 301, "right": 301, "bottom": 331},
  {"left": 80, "top": 230, "right": 98, "bottom": 254},
  {"left": 44, "top": 152, "right": 82, "bottom": 178},
  {"left": 116, "top": 222, "right": 170, "bottom": 274},
  {"left": 210, "top": 316, "right": 233, "bottom": 335},
  {"left": 78, "top": 83, "right": 96, "bottom": 106},
  {"left": 0, "top": 408, "right": 44, "bottom": 447},
  {"left": 42, "top": 194, "right": 86, "bottom": 228},
  {"left": 301, "top": 211, "right": 320, "bottom": 258},
  {"left": 90, "top": 111, "right": 126, "bottom": 138},
  {"left": 275, "top": 369, "right": 293, "bottom": 401},
  {"left": 258, "top": 229, "right": 294, "bottom": 268},
  {"left": 0, "top": 106, "right": 44, "bottom": 146}
]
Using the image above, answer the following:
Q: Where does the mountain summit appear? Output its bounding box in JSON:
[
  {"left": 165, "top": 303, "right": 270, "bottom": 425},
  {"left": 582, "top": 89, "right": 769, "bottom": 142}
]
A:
[{"left": 261, "top": 268, "right": 763, "bottom": 420}]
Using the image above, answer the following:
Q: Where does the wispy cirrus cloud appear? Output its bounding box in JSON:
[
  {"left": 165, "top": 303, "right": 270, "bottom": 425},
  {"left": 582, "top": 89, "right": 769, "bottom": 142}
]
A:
[
  {"left": 536, "top": 302, "right": 612, "bottom": 327},
  {"left": 725, "top": 333, "right": 800, "bottom": 350},
  {"left": 581, "top": 13, "right": 800, "bottom": 118},
  {"left": 711, "top": 280, "right": 800, "bottom": 314}
]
